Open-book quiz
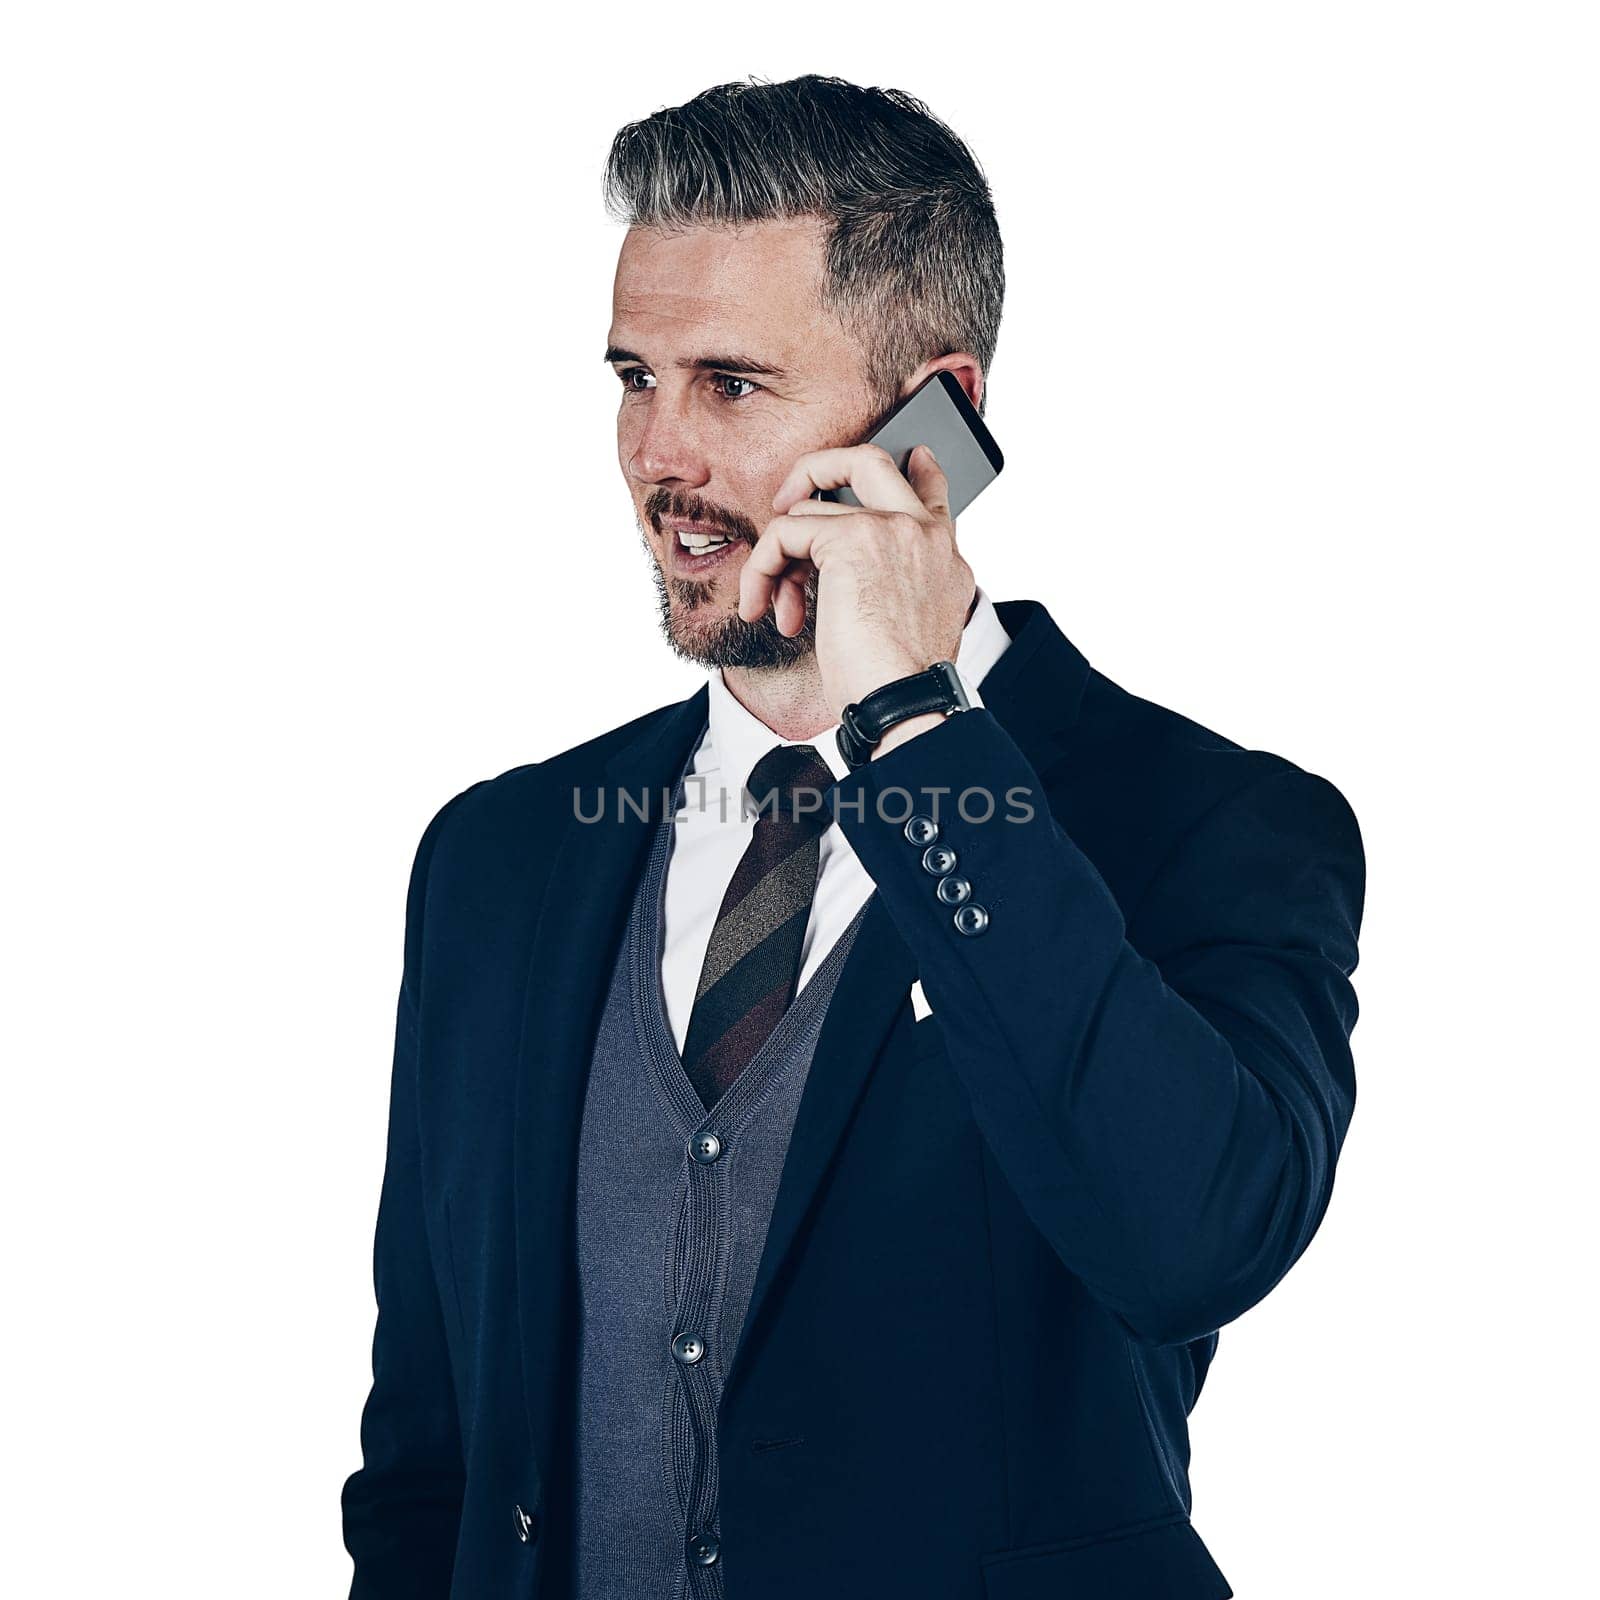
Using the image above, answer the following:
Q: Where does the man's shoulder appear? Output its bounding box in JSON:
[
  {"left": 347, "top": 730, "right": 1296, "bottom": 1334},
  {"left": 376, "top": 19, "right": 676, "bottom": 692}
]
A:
[
  {"left": 1079, "top": 663, "right": 1297, "bottom": 801},
  {"left": 997, "top": 596, "right": 1340, "bottom": 826},
  {"left": 413, "top": 695, "right": 693, "bottom": 867},
  {"left": 1060, "top": 659, "right": 1359, "bottom": 902}
]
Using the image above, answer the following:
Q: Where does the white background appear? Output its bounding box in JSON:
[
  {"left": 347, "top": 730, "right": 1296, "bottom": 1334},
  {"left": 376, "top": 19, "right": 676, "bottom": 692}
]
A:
[{"left": 3, "top": 3, "right": 1595, "bottom": 1594}]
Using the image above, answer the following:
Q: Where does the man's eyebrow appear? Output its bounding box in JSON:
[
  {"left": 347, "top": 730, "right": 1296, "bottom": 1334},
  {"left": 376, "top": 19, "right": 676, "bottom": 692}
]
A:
[{"left": 603, "top": 346, "right": 788, "bottom": 378}]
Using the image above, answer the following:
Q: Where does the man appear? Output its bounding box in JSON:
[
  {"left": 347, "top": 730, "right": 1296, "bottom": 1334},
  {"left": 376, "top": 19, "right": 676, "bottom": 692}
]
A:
[{"left": 342, "top": 75, "right": 1364, "bottom": 1600}]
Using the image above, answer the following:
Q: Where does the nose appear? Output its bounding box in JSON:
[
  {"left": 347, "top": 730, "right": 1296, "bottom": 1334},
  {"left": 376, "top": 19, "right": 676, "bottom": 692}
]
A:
[{"left": 626, "top": 393, "right": 711, "bottom": 492}]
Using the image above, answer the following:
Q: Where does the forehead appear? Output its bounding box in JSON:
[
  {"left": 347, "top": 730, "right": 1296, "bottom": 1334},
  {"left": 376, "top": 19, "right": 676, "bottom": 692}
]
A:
[{"left": 609, "top": 217, "right": 847, "bottom": 362}]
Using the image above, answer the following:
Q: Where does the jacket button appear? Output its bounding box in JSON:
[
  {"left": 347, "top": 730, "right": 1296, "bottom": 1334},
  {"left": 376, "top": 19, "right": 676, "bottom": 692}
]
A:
[
  {"left": 688, "top": 1532, "right": 721, "bottom": 1566},
  {"left": 936, "top": 874, "right": 972, "bottom": 905},
  {"left": 513, "top": 1502, "right": 539, "bottom": 1544},
  {"left": 953, "top": 903, "right": 990, "bottom": 936},
  {"left": 921, "top": 843, "right": 958, "bottom": 876},
  {"left": 671, "top": 1332, "right": 706, "bottom": 1365},
  {"left": 904, "top": 814, "right": 939, "bottom": 846}
]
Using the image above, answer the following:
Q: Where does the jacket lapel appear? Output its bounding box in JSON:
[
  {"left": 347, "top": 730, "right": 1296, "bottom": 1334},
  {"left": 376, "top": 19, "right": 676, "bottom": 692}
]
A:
[
  {"left": 513, "top": 685, "right": 708, "bottom": 1481},
  {"left": 719, "top": 890, "right": 916, "bottom": 1408}
]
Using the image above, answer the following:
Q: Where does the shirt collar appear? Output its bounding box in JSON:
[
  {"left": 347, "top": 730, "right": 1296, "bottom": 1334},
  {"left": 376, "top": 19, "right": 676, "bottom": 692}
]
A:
[{"left": 698, "top": 584, "right": 1013, "bottom": 796}]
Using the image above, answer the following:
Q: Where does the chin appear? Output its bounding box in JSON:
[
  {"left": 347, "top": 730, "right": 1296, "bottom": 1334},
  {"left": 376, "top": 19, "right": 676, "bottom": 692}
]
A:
[{"left": 653, "top": 567, "right": 817, "bottom": 671}]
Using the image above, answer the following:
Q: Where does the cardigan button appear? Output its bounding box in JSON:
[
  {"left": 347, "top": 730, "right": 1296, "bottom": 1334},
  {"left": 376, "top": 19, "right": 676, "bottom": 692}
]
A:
[
  {"left": 690, "top": 1131, "right": 723, "bottom": 1164},
  {"left": 672, "top": 1332, "right": 707, "bottom": 1365},
  {"left": 688, "top": 1532, "right": 721, "bottom": 1566}
]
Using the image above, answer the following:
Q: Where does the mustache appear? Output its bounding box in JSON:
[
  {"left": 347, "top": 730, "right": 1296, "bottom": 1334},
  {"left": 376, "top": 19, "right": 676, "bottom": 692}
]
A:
[{"left": 644, "top": 488, "right": 761, "bottom": 545}]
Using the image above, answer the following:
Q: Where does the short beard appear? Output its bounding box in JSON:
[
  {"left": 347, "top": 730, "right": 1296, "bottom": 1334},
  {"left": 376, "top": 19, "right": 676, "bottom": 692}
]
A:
[{"left": 647, "top": 555, "right": 818, "bottom": 670}]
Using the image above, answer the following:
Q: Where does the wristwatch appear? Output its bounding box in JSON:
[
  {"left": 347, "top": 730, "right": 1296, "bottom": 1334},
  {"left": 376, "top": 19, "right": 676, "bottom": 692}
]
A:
[{"left": 836, "top": 659, "right": 971, "bottom": 771}]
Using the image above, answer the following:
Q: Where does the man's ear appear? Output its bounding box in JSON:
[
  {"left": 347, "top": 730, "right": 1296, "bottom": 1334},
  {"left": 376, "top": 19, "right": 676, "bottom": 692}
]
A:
[{"left": 903, "top": 352, "right": 984, "bottom": 413}]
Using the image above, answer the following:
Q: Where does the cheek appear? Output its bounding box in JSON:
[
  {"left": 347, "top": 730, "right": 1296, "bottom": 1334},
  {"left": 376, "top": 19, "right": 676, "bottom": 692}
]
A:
[{"left": 730, "top": 433, "right": 802, "bottom": 509}]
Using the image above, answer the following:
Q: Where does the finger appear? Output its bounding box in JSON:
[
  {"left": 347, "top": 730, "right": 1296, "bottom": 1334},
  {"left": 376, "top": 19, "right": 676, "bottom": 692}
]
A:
[
  {"left": 739, "top": 518, "right": 821, "bottom": 621},
  {"left": 775, "top": 569, "right": 808, "bottom": 636},
  {"left": 905, "top": 444, "right": 952, "bottom": 523},
  {"left": 744, "top": 556, "right": 812, "bottom": 628},
  {"left": 770, "top": 444, "right": 927, "bottom": 517},
  {"left": 778, "top": 497, "right": 860, "bottom": 516}
]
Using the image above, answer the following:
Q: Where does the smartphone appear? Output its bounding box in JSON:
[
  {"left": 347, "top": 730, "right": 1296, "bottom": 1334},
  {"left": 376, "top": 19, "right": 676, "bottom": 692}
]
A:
[{"left": 812, "top": 369, "right": 1004, "bottom": 518}]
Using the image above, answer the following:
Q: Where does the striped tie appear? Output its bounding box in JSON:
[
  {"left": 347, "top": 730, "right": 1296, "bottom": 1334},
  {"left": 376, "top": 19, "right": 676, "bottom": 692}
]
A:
[{"left": 680, "top": 742, "right": 837, "bottom": 1112}]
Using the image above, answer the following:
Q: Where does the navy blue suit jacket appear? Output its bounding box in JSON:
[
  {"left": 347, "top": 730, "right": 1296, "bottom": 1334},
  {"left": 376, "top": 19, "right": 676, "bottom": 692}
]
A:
[{"left": 342, "top": 598, "right": 1365, "bottom": 1599}]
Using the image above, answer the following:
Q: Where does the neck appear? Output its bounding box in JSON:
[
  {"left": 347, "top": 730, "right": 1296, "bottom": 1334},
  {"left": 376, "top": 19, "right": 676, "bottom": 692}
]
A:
[{"left": 720, "top": 652, "right": 835, "bottom": 742}]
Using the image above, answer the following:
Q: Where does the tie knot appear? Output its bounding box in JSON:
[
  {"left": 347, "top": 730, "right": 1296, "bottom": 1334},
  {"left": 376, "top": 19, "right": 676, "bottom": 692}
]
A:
[{"left": 746, "top": 743, "right": 835, "bottom": 833}]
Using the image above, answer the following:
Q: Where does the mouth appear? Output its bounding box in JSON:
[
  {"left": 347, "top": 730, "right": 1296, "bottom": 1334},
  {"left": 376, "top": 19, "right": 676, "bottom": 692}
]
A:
[{"left": 663, "top": 521, "right": 746, "bottom": 573}]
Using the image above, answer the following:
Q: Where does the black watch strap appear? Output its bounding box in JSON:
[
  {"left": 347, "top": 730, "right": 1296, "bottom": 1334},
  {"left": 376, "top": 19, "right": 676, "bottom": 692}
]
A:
[{"left": 836, "top": 659, "right": 971, "bottom": 770}]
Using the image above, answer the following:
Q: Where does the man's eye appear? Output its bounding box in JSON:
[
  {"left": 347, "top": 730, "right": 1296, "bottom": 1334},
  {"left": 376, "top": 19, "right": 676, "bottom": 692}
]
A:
[{"left": 615, "top": 369, "right": 758, "bottom": 399}]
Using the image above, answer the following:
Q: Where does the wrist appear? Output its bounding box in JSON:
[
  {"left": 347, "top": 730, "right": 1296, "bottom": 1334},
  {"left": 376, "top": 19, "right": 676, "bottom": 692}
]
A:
[
  {"left": 871, "top": 711, "right": 946, "bottom": 759},
  {"left": 836, "top": 659, "right": 970, "bottom": 771}
]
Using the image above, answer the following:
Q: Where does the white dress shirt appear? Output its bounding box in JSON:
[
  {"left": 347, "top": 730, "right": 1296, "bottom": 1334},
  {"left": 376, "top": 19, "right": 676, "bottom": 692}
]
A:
[{"left": 659, "top": 587, "right": 1013, "bottom": 1051}]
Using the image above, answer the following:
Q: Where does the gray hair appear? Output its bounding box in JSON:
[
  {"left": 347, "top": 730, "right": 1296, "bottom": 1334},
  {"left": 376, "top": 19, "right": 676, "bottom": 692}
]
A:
[{"left": 603, "top": 74, "right": 1004, "bottom": 416}]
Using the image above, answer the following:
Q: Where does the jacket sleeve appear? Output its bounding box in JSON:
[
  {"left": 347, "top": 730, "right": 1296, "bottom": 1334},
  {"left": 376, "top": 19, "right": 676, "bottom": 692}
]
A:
[
  {"left": 832, "top": 707, "right": 1365, "bottom": 1348},
  {"left": 341, "top": 803, "right": 467, "bottom": 1596}
]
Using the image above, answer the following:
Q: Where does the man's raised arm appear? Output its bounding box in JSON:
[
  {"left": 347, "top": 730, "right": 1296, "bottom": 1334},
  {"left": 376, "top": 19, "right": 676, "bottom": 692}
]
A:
[{"left": 833, "top": 707, "right": 1365, "bottom": 1348}]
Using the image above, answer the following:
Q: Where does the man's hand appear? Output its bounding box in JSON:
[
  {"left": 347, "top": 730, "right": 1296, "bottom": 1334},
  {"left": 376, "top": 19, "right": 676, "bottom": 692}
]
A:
[{"left": 740, "top": 443, "right": 975, "bottom": 742}]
